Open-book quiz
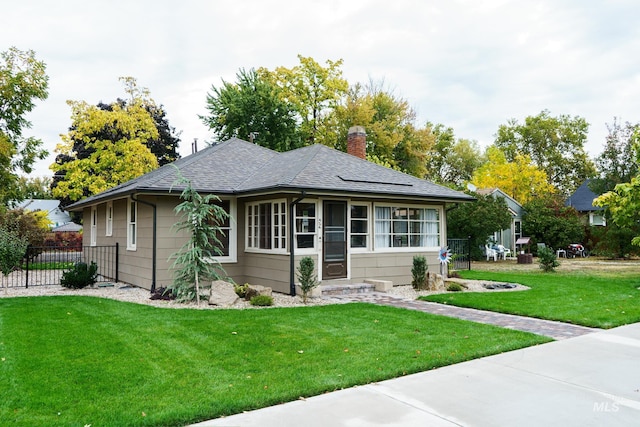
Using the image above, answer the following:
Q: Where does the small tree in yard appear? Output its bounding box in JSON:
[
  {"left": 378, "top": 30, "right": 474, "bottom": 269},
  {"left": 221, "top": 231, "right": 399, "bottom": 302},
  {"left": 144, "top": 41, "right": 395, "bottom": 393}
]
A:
[
  {"left": 411, "top": 255, "right": 428, "bottom": 290},
  {"left": 297, "top": 256, "right": 319, "bottom": 303},
  {"left": 169, "top": 169, "right": 229, "bottom": 305},
  {"left": 0, "top": 227, "right": 28, "bottom": 294},
  {"left": 538, "top": 246, "right": 560, "bottom": 272}
]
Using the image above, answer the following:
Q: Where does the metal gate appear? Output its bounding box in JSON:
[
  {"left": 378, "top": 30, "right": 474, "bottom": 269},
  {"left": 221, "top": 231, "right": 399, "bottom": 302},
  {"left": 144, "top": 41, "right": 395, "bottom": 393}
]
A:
[
  {"left": 2, "top": 244, "right": 119, "bottom": 288},
  {"left": 447, "top": 238, "right": 470, "bottom": 271}
]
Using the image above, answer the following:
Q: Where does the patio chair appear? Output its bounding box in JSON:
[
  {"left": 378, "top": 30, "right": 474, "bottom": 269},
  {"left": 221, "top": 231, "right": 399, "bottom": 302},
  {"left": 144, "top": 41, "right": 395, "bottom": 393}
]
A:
[{"left": 485, "top": 244, "right": 498, "bottom": 261}]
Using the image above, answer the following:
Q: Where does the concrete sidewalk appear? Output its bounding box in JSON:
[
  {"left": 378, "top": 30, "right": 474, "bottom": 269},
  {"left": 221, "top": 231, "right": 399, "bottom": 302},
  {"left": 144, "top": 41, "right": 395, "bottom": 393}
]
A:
[{"left": 192, "top": 323, "right": 640, "bottom": 427}]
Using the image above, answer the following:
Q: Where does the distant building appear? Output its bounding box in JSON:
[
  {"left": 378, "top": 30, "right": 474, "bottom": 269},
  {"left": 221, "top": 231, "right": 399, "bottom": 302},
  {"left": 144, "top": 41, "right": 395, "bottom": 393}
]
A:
[
  {"left": 565, "top": 180, "right": 606, "bottom": 226},
  {"left": 14, "top": 199, "right": 72, "bottom": 228},
  {"left": 476, "top": 188, "right": 524, "bottom": 251}
]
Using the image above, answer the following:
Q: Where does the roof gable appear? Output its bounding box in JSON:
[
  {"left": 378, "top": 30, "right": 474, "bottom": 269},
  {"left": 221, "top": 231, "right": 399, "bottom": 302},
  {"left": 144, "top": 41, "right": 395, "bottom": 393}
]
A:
[{"left": 566, "top": 179, "right": 602, "bottom": 212}]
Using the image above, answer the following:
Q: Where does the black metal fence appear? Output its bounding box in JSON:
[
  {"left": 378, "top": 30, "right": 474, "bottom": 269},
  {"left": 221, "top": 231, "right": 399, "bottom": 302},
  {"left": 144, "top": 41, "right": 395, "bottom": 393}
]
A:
[
  {"left": 447, "top": 238, "right": 471, "bottom": 271},
  {"left": 2, "top": 244, "right": 119, "bottom": 288}
]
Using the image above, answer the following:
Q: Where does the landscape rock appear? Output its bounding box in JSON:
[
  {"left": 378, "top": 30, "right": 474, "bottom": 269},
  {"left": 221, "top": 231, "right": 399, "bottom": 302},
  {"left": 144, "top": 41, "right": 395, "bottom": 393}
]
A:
[
  {"left": 208, "top": 280, "right": 239, "bottom": 306},
  {"left": 244, "top": 284, "right": 272, "bottom": 300},
  {"left": 427, "top": 271, "right": 445, "bottom": 291}
]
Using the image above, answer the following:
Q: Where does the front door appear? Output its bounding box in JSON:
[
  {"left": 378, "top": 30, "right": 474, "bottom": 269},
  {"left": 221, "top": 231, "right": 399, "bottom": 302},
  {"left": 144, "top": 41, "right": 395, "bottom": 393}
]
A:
[{"left": 322, "top": 201, "right": 347, "bottom": 279}]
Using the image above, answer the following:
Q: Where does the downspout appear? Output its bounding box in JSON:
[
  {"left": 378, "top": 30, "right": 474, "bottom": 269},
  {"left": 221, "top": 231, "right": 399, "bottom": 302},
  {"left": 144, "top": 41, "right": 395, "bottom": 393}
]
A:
[
  {"left": 130, "top": 195, "right": 157, "bottom": 292},
  {"left": 289, "top": 191, "right": 306, "bottom": 296}
]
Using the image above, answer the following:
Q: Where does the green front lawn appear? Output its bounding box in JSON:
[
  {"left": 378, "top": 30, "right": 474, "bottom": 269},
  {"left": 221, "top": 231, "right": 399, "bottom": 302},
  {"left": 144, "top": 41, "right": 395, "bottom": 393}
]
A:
[
  {"left": 422, "top": 270, "right": 640, "bottom": 328},
  {"left": 0, "top": 297, "right": 549, "bottom": 427}
]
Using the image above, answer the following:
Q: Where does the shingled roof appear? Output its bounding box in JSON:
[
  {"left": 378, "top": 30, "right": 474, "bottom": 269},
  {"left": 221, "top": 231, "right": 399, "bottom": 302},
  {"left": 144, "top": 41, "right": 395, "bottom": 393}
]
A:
[
  {"left": 565, "top": 179, "right": 603, "bottom": 212},
  {"left": 67, "top": 138, "right": 473, "bottom": 210}
]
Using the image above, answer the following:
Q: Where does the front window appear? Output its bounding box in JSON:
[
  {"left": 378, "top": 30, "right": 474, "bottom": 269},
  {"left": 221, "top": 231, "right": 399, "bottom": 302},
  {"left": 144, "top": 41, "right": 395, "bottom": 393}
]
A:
[
  {"left": 127, "top": 200, "right": 137, "bottom": 250},
  {"left": 374, "top": 205, "right": 440, "bottom": 249},
  {"left": 350, "top": 204, "right": 369, "bottom": 249},
  {"left": 246, "top": 200, "right": 287, "bottom": 251},
  {"left": 90, "top": 206, "right": 97, "bottom": 246},
  {"left": 295, "top": 202, "right": 317, "bottom": 249},
  {"left": 106, "top": 202, "right": 113, "bottom": 236},
  {"left": 209, "top": 200, "right": 231, "bottom": 257}
]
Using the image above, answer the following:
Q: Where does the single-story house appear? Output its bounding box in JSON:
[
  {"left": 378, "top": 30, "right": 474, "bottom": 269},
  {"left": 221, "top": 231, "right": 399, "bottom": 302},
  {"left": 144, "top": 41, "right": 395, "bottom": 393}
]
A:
[
  {"left": 565, "top": 179, "right": 606, "bottom": 226},
  {"left": 476, "top": 187, "right": 524, "bottom": 252},
  {"left": 14, "top": 198, "right": 72, "bottom": 228},
  {"left": 66, "top": 127, "right": 474, "bottom": 294}
]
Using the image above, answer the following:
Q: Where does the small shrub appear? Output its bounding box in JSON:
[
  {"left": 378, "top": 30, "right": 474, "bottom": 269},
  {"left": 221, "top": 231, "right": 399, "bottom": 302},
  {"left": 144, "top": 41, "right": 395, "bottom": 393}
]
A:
[
  {"left": 150, "top": 287, "right": 175, "bottom": 300},
  {"left": 60, "top": 262, "right": 98, "bottom": 289},
  {"left": 250, "top": 295, "right": 273, "bottom": 306},
  {"left": 411, "top": 255, "right": 428, "bottom": 290},
  {"left": 297, "top": 257, "right": 319, "bottom": 303},
  {"left": 234, "top": 283, "right": 249, "bottom": 298},
  {"left": 447, "top": 283, "right": 463, "bottom": 292},
  {"left": 538, "top": 247, "right": 560, "bottom": 272}
]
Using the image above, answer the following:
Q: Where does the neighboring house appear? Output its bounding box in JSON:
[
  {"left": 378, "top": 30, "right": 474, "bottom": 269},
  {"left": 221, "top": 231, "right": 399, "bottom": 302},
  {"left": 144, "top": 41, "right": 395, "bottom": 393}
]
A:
[
  {"left": 14, "top": 199, "right": 72, "bottom": 227},
  {"left": 565, "top": 179, "right": 606, "bottom": 226},
  {"left": 66, "top": 127, "right": 473, "bottom": 294},
  {"left": 476, "top": 188, "right": 524, "bottom": 251}
]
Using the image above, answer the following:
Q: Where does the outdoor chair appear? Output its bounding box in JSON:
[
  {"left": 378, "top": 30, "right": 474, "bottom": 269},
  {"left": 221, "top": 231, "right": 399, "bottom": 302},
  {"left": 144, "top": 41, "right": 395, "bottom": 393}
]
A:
[{"left": 485, "top": 244, "right": 498, "bottom": 261}]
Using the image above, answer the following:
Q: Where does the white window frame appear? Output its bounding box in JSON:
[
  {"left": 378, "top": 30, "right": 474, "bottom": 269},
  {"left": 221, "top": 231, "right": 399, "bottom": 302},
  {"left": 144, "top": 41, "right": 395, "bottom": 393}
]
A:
[
  {"left": 294, "top": 200, "right": 319, "bottom": 254},
  {"left": 589, "top": 212, "right": 606, "bottom": 226},
  {"left": 373, "top": 204, "right": 442, "bottom": 252},
  {"left": 245, "top": 199, "right": 288, "bottom": 254},
  {"left": 127, "top": 199, "right": 137, "bottom": 251},
  {"left": 90, "top": 206, "right": 97, "bottom": 246},
  {"left": 209, "top": 199, "right": 237, "bottom": 263},
  {"left": 105, "top": 201, "right": 113, "bottom": 237},
  {"left": 349, "top": 202, "right": 371, "bottom": 252}
]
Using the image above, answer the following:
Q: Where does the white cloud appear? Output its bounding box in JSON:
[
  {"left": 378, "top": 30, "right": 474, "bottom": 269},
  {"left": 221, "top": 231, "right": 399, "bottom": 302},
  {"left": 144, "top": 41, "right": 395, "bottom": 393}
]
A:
[{"left": 3, "top": 0, "right": 639, "bottom": 177}]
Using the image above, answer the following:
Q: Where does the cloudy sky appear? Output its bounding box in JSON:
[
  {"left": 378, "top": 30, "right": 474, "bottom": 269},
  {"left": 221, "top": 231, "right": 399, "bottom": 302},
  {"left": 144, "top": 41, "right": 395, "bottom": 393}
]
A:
[{"left": 4, "top": 0, "right": 640, "bottom": 177}]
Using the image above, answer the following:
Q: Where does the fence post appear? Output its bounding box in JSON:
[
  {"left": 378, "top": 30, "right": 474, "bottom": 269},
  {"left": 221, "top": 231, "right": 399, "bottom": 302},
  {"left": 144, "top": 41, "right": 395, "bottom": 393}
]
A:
[
  {"left": 25, "top": 245, "right": 31, "bottom": 288},
  {"left": 467, "top": 236, "right": 472, "bottom": 270}
]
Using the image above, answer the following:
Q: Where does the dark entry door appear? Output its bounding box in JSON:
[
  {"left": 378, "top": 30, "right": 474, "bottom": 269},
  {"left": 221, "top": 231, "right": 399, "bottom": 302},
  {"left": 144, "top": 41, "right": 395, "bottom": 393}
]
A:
[{"left": 322, "top": 201, "right": 347, "bottom": 279}]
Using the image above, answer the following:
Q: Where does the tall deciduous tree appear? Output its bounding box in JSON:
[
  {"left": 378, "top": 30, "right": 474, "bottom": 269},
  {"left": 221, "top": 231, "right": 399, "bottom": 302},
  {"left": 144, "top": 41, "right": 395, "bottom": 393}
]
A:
[
  {"left": 523, "top": 197, "right": 585, "bottom": 251},
  {"left": 590, "top": 118, "right": 639, "bottom": 195},
  {"left": 331, "top": 82, "right": 432, "bottom": 177},
  {"left": 470, "top": 146, "right": 556, "bottom": 204},
  {"left": 269, "top": 55, "right": 349, "bottom": 145},
  {"left": 202, "top": 68, "right": 300, "bottom": 151},
  {"left": 0, "top": 47, "right": 49, "bottom": 205},
  {"left": 424, "top": 122, "right": 484, "bottom": 187},
  {"left": 51, "top": 78, "right": 179, "bottom": 206},
  {"left": 494, "top": 110, "right": 596, "bottom": 195}
]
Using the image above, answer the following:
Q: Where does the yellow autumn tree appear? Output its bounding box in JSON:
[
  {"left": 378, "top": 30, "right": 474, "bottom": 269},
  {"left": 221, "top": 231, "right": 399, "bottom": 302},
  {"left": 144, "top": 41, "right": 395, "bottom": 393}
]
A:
[
  {"left": 51, "top": 78, "right": 159, "bottom": 203},
  {"left": 470, "top": 146, "right": 556, "bottom": 204}
]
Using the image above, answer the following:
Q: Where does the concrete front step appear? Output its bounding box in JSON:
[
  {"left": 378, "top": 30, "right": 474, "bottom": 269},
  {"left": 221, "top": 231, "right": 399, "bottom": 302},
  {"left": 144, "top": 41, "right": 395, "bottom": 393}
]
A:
[{"left": 321, "top": 283, "right": 375, "bottom": 296}]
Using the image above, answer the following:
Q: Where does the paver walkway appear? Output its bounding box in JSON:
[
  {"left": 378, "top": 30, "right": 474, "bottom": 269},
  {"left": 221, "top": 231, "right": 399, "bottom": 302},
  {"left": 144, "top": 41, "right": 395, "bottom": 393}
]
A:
[{"left": 331, "top": 292, "right": 600, "bottom": 340}]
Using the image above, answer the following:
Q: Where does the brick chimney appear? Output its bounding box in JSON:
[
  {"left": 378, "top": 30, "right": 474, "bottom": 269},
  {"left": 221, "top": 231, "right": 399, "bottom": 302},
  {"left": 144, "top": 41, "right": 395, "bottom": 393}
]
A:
[{"left": 347, "top": 126, "right": 366, "bottom": 159}]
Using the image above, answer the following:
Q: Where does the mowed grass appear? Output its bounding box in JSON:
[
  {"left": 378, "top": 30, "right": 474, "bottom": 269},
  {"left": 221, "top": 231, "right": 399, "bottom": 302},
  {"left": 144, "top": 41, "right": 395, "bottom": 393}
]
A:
[
  {"left": 422, "top": 270, "right": 640, "bottom": 328},
  {"left": 0, "top": 296, "right": 549, "bottom": 427}
]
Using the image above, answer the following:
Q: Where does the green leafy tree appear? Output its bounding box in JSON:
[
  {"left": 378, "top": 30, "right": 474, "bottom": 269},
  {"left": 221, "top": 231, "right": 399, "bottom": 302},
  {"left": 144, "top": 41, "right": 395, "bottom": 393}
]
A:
[
  {"left": 522, "top": 197, "right": 585, "bottom": 251},
  {"left": 0, "top": 227, "right": 28, "bottom": 293},
  {"left": 331, "top": 82, "right": 432, "bottom": 177},
  {"left": 594, "top": 175, "right": 640, "bottom": 248},
  {"left": 270, "top": 55, "right": 349, "bottom": 145},
  {"left": 0, "top": 47, "right": 49, "bottom": 205},
  {"left": 495, "top": 110, "right": 596, "bottom": 196},
  {"left": 202, "top": 68, "right": 300, "bottom": 151},
  {"left": 169, "top": 169, "right": 229, "bottom": 305},
  {"left": 590, "top": 118, "right": 639, "bottom": 195},
  {"left": 15, "top": 176, "right": 52, "bottom": 200},
  {"left": 0, "top": 207, "right": 49, "bottom": 248},
  {"left": 424, "top": 122, "right": 485, "bottom": 186},
  {"left": 447, "top": 193, "right": 512, "bottom": 260},
  {"left": 51, "top": 78, "right": 172, "bottom": 205}
]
